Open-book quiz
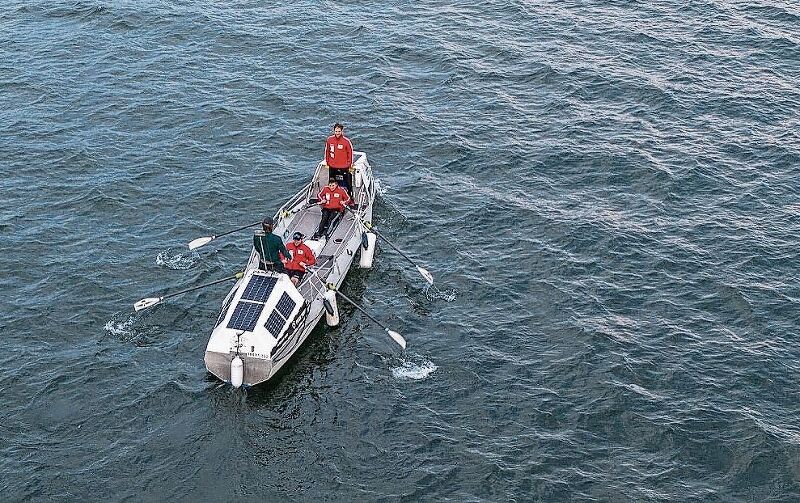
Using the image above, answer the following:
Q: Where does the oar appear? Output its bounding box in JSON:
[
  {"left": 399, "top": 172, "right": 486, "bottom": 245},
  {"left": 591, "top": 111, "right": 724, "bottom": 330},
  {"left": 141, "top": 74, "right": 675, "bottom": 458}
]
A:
[
  {"left": 345, "top": 207, "right": 434, "bottom": 285},
  {"left": 280, "top": 200, "right": 317, "bottom": 218},
  {"left": 328, "top": 284, "right": 407, "bottom": 349},
  {"left": 134, "top": 272, "right": 244, "bottom": 312},
  {"left": 188, "top": 222, "right": 261, "bottom": 250}
]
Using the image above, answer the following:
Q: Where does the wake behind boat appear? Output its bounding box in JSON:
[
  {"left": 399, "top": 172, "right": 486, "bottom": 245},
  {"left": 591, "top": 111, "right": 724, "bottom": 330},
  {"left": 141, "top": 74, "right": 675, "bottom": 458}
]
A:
[{"left": 203, "top": 152, "right": 383, "bottom": 386}]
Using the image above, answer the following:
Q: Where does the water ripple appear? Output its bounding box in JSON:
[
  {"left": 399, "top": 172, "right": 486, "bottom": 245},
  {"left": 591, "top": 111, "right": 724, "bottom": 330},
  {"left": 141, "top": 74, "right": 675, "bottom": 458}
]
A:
[{"left": 2, "top": 0, "right": 800, "bottom": 501}]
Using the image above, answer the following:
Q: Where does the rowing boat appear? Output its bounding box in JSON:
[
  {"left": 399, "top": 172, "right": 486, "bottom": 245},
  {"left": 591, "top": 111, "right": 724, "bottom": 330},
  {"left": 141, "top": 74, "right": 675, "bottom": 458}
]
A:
[{"left": 203, "top": 152, "right": 377, "bottom": 386}]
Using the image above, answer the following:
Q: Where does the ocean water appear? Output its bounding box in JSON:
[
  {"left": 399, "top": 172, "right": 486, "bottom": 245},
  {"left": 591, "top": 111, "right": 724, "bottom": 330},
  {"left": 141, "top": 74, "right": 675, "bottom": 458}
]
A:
[{"left": 2, "top": 1, "right": 799, "bottom": 501}]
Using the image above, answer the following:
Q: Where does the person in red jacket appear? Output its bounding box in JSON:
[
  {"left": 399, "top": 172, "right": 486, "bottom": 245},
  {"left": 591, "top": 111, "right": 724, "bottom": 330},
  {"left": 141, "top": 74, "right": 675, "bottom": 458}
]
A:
[
  {"left": 323, "top": 123, "right": 354, "bottom": 198},
  {"left": 284, "top": 232, "right": 317, "bottom": 285},
  {"left": 312, "top": 178, "right": 352, "bottom": 240}
]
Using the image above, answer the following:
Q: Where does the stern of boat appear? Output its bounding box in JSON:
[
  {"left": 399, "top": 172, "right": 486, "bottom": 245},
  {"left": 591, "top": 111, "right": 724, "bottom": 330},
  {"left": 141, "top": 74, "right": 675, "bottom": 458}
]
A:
[
  {"left": 204, "top": 351, "right": 273, "bottom": 385},
  {"left": 204, "top": 269, "right": 306, "bottom": 387}
]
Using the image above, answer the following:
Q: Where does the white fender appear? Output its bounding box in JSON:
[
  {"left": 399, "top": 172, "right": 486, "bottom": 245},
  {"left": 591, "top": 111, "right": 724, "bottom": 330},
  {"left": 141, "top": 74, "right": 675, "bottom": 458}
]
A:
[
  {"left": 323, "top": 289, "right": 339, "bottom": 326},
  {"left": 359, "top": 232, "right": 377, "bottom": 268},
  {"left": 230, "top": 356, "right": 244, "bottom": 388},
  {"left": 354, "top": 165, "right": 363, "bottom": 188}
]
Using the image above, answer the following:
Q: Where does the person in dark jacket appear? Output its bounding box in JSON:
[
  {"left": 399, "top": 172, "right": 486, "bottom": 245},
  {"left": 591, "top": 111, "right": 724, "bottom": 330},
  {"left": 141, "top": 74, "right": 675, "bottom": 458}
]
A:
[{"left": 253, "top": 217, "right": 290, "bottom": 273}]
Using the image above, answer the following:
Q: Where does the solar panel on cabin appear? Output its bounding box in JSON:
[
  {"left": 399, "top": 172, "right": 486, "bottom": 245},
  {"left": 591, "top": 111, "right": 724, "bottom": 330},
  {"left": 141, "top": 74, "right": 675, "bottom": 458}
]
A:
[
  {"left": 226, "top": 301, "right": 265, "bottom": 332},
  {"left": 240, "top": 275, "right": 277, "bottom": 302},
  {"left": 264, "top": 311, "right": 286, "bottom": 337},
  {"left": 275, "top": 292, "right": 296, "bottom": 319}
]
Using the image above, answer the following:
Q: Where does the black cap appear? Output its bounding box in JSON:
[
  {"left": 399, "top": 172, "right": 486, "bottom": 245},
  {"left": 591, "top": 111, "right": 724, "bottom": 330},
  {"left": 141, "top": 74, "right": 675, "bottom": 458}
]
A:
[
  {"left": 262, "top": 217, "right": 274, "bottom": 228},
  {"left": 292, "top": 232, "right": 303, "bottom": 240}
]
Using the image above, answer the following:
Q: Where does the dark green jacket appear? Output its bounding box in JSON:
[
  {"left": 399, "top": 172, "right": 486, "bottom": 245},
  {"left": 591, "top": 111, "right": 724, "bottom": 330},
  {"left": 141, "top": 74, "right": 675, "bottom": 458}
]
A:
[{"left": 253, "top": 232, "right": 290, "bottom": 265}]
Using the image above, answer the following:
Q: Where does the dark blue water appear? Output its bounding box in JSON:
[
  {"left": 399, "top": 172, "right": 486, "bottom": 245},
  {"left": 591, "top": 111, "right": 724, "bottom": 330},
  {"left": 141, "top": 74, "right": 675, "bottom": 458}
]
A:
[{"left": 2, "top": 1, "right": 800, "bottom": 501}]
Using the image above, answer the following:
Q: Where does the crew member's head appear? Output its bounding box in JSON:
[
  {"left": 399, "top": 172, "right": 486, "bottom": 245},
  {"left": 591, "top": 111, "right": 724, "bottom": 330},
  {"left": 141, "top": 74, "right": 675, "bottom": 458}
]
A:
[
  {"left": 292, "top": 232, "right": 304, "bottom": 243},
  {"left": 327, "top": 178, "right": 338, "bottom": 189},
  {"left": 262, "top": 216, "right": 274, "bottom": 232},
  {"left": 333, "top": 123, "right": 344, "bottom": 137}
]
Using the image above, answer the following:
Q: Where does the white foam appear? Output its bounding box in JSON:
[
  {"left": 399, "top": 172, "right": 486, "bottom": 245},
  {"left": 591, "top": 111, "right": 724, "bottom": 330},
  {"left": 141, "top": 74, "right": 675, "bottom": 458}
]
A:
[
  {"left": 391, "top": 357, "right": 437, "bottom": 380},
  {"left": 156, "top": 248, "right": 197, "bottom": 270},
  {"left": 104, "top": 315, "right": 135, "bottom": 339},
  {"left": 374, "top": 178, "right": 389, "bottom": 195},
  {"left": 423, "top": 283, "right": 457, "bottom": 302}
]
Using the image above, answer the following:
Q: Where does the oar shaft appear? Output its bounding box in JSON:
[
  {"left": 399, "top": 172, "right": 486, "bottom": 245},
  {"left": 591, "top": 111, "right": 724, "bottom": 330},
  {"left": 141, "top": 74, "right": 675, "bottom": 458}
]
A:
[
  {"left": 346, "top": 206, "right": 433, "bottom": 285},
  {"left": 334, "top": 289, "right": 390, "bottom": 332},
  {"left": 290, "top": 201, "right": 315, "bottom": 215},
  {"left": 160, "top": 273, "right": 242, "bottom": 300},
  {"left": 369, "top": 227, "right": 417, "bottom": 267},
  {"left": 214, "top": 221, "right": 261, "bottom": 239},
  {"left": 346, "top": 207, "right": 416, "bottom": 266}
]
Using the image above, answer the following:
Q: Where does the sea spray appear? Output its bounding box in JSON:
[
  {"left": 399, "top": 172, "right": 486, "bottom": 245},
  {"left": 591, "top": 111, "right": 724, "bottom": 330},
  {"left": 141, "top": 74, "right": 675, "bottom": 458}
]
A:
[
  {"left": 391, "top": 355, "right": 438, "bottom": 380},
  {"left": 424, "top": 283, "right": 457, "bottom": 302},
  {"left": 156, "top": 247, "right": 198, "bottom": 270},
  {"left": 104, "top": 314, "right": 137, "bottom": 341},
  {"left": 374, "top": 178, "right": 389, "bottom": 196}
]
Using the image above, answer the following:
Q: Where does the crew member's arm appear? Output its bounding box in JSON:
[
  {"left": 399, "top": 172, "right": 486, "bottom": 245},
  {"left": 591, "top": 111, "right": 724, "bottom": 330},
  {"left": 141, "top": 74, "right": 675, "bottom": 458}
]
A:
[
  {"left": 345, "top": 137, "right": 353, "bottom": 169},
  {"left": 254, "top": 235, "right": 266, "bottom": 264},
  {"left": 283, "top": 244, "right": 295, "bottom": 266},
  {"left": 340, "top": 188, "right": 352, "bottom": 208},
  {"left": 304, "top": 245, "right": 317, "bottom": 267},
  {"left": 278, "top": 239, "right": 291, "bottom": 262}
]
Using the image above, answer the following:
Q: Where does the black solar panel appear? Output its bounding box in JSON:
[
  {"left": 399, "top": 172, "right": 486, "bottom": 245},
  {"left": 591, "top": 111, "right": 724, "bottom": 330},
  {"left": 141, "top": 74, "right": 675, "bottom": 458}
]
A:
[
  {"left": 240, "top": 275, "right": 277, "bottom": 302},
  {"left": 275, "top": 293, "right": 296, "bottom": 319},
  {"left": 264, "top": 311, "right": 286, "bottom": 337},
  {"left": 226, "top": 301, "right": 265, "bottom": 331}
]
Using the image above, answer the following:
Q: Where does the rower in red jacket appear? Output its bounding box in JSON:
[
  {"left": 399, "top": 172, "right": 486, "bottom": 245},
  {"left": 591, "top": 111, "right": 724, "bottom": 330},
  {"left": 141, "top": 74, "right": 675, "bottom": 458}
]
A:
[
  {"left": 284, "top": 232, "right": 317, "bottom": 286},
  {"left": 312, "top": 178, "right": 352, "bottom": 240},
  {"left": 323, "top": 123, "right": 354, "bottom": 198}
]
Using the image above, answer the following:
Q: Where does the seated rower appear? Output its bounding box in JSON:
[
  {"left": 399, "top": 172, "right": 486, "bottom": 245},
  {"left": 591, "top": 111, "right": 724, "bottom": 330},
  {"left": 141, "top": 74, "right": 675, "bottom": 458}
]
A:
[
  {"left": 253, "top": 217, "right": 290, "bottom": 273},
  {"left": 284, "top": 232, "right": 317, "bottom": 286},
  {"left": 312, "top": 178, "right": 352, "bottom": 240}
]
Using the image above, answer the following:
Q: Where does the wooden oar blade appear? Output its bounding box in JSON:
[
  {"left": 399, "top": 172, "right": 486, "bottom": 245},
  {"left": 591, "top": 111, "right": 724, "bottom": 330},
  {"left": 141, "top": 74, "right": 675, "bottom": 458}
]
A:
[
  {"left": 134, "top": 297, "right": 162, "bottom": 312},
  {"left": 417, "top": 266, "right": 434, "bottom": 285},
  {"left": 188, "top": 236, "right": 213, "bottom": 250},
  {"left": 387, "top": 329, "right": 407, "bottom": 350}
]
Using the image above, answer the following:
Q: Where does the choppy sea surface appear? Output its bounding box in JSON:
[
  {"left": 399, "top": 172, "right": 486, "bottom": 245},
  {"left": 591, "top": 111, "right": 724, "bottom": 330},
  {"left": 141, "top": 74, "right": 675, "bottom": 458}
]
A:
[{"left": 2, "top": 1, "right": 800, "bottom": 501}]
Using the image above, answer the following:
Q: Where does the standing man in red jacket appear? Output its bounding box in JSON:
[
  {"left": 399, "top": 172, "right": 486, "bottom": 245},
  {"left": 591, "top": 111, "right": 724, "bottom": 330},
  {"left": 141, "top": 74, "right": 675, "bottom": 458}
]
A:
[
  {"left": 312, "top": 178, "right": 352, "bottom": 240},
  {"left": 324, "top": 123, "right": 354, "bottom": 198}
]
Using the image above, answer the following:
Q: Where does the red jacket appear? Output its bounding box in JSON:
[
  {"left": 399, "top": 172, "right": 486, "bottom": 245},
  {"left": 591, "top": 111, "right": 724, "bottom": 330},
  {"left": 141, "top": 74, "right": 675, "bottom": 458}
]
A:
[
  {"left": 317, "top": 186, "right": 351, "bottom": 210},
  {"left": 325, "top": 134, "right": 353, "bottom": 169},
  {"left": 285, "top": 242, "right": 316, "bottom": 272}
]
